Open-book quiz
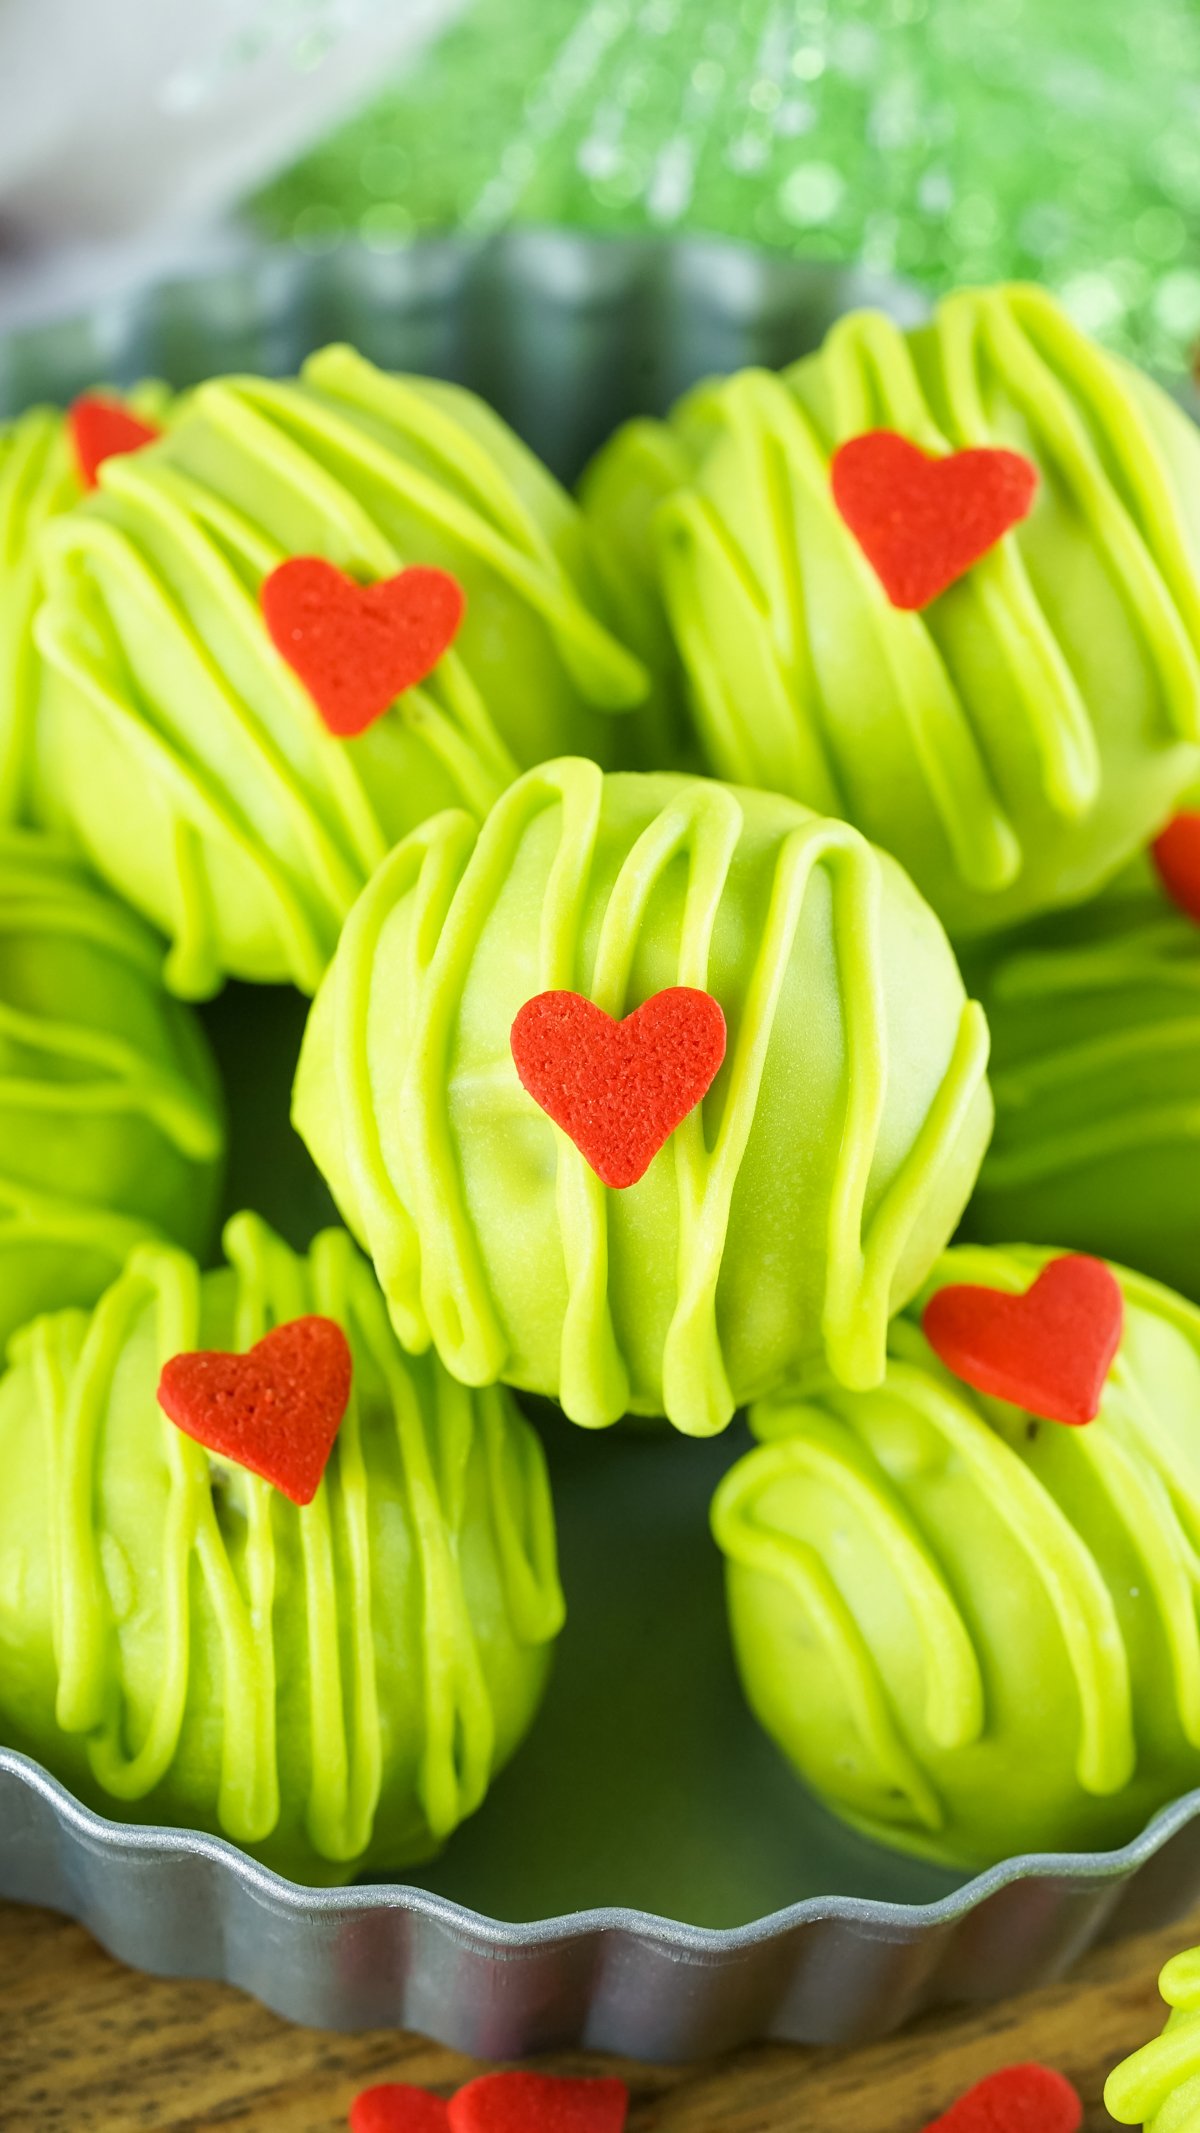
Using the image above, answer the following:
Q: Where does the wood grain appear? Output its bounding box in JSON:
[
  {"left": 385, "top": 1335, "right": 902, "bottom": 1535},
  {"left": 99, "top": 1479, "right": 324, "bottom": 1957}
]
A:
[{"left": 0, "top": 1897, "right": 1188, "bottom": 2132}]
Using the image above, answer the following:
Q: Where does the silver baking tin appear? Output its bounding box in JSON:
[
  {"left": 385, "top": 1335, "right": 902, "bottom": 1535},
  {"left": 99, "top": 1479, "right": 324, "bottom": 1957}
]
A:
[
  {"left": 5, "top": 1746, "right": 1200, "bottom": 2057},
  {"left": 0, "top": 225, "right": 928, "bottom": 459},
  {"left": 2, "top": 228, "right": 1198, "bottom": 2060}
]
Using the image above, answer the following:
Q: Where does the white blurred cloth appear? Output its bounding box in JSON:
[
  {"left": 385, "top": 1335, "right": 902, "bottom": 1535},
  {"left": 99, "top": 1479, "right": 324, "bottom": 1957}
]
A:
[{"left": 0, "top": 0, "right": 465, "bottom": 328}]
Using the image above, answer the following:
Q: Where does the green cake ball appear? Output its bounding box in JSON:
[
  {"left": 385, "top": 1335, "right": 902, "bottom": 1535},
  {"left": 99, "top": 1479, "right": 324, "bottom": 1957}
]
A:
[
  {"left": 0, "top": 829, "right": 223, "bottom": 1350},
  {"left": 712, "top": 1244, "right": 1200, "bottom": 1870},
  {"left": 0, "top": 390, "right": 167, "bottom": 823},
  {"left": 1107, "top": 1944, "right": 1200, "bottom": 2132},
  {"left": 292, "top": 755, "right": 992, "bottom": 1436},
  {"left": 0, "top": 407, "right": 79, "bottom": 825},
  {"left": 964, "top": 868, "right": 1200, "bottom": 1301},
  {"left": 0, "top": 1211, "right": 564, "bottom": 1882},
  {"left": 30, "top": 347, "right": 647, "bottom": 999},
  {"left": 581, "top": 283, "right": 1200, "bottom": 940}
]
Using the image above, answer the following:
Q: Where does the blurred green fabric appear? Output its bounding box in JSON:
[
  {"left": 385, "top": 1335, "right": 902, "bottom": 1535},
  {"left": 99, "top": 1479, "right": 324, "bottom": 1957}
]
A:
[{"left": 251, "top": 0, "right": 1200, "bottom": 375}]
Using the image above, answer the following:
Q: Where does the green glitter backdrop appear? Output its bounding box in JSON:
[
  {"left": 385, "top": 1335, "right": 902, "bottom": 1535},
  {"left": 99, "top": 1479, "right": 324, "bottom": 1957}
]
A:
[{"left": 251, "top": 0, "right": 1200, "bottom": 376}]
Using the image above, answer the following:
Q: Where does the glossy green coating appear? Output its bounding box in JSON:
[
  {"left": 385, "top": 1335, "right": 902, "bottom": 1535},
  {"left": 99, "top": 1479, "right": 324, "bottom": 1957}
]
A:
[
  {"left": 0, "top": 1213, "right": 563, "bottom": 1883},
  {"left": 581, "top": 283, "right": 1200, "bottom": 939},
  {"left": 0, "top": 828, "right": 223, "bottom": 1351},
  {"left": 0, "top": 388, "right": 168, "bottom": 823},
  {"left": 31, "top": 347, "right": 647, "bottom": 998},
  {"left": 293, "top": 757, "right": 992, "bottom": 1435},
  {"left": 713, "top": 1243, "right": 1200, "bottom": 1869},
  {"left": 1107, "top": 1944, "right": 1200, "bottom": 2132},
  {"left": 0, "top": 407, "right": 79, "bottom": 825},
  {"left": 964, "top": 866, "right": 1200, "bottom": 1302}
]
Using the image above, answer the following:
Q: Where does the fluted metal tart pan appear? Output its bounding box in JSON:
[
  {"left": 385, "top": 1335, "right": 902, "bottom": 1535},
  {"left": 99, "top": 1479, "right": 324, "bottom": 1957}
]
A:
[{"left": 2, "top": 228, "right": 1198, "bottom": 2060}]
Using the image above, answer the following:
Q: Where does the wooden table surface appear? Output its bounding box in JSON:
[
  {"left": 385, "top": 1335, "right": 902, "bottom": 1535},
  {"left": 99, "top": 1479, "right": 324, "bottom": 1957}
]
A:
[{"left": 0, "top": 1900, "right": 1189, "bottom": 2133}]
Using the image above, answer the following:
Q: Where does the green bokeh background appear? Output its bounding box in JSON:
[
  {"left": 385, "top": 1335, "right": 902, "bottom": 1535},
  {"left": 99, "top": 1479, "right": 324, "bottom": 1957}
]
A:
[{"left": 252, "top": 0, "right": 1200, "bottom": 375}]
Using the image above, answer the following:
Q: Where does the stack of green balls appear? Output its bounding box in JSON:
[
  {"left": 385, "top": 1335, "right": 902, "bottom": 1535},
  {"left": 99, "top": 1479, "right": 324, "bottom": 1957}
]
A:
[{"left": 4, "top": 274, "right": 1200, "bottom": 1889}]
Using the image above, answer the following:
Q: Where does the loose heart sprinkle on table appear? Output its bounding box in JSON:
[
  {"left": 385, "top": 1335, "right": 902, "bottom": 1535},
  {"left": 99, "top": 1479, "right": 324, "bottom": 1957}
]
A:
[
  {"left": 448, "top": 2073, "right": 630, "bottom": 2133},
  {"left": 1152, "top": 811, "right": 1200, "bottom": 925},
  {"left": 69, "top": 395, "right": 162, "bottom": 490},
  {"left": 262, "top": 556, "right": 465, "bottom": 737},
  {"left": 350, "top": 2085, "right": 451, "bottom": 2133},
  {"left": 831, "top": 429, "right": 1038, "bottom": 609},
  {"left": 922, "top": 1253, "right": 1123, "bottom": 1426},
  {"left": 158, "top": 1315, "right": 352, "bottom": 1505},
  {"left": 510, "top": 986, "right": 727, "bottom": 1189},
  {"left": 347, "top": 2075, "right": 629, "bottom": 2133},
  {"left": 921, "top": 2062, "right": 1083, "bottom": 2133}
]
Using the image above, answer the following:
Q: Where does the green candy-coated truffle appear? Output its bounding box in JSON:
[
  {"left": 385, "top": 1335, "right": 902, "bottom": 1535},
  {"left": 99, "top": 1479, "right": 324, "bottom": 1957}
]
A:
[
  {"left": 31, "top": 347, "right": 647, "bottom": 998},
  {"left": 0, "top": 408, "right": 79, "bottom": 825},
  {"left": 293, "top": 756, "right": 992, "bottom": 1436},
  {"left": 713, "top": 1244, "right": 1200, "bottom": 1870},
  {"left": 0, "top": 389, "right": 168, "bottom": 823},
  {"left": 964, "top": 871, "right": 1200, "bottom": 1302},
  {"left": 1107, "top": 1944, "right": 1200, "bottom": 2132},
  {"left": 0, "top": 1212, "right": 563, "bottom": 1882},
  {"left": 0, "top": 829, "right": 223, "bottom": 1350},
  {"left": 581, "top": 283, "right": 1200, "bottom": 940}
]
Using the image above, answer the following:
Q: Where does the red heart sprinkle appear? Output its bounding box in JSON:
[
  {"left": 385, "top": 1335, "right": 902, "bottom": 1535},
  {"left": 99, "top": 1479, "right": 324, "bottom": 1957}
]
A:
[
  {"left": 261, "top": 556, "right": 464, "bottom": 738},
  {"left": 69, "top": 394, "right": 162, "bottom": 490},
  {"left": 1152, "top": 811, "right": 1200, "bottom": 925},
  {"left": 510, "top": 987, "right": 727, "bottom": 1190},
  {"left": 922, "top": 1254, "right": 1123, "bottom": 1427},
  {"left": 921, "top": 2063, "right": 1082, "bottom": 2133},
  {"left": 831, "top": 429, "right": 1038, "bottom": 610},
  {"left": 158, "top": 1316, "right": 352, "bottom": 1506},
  {"left": 349, "top": 2085, "right": 451, "bottom": 2133},
  {"left": 448, "top": 2074, "right": 629, "bottom": 2133}
]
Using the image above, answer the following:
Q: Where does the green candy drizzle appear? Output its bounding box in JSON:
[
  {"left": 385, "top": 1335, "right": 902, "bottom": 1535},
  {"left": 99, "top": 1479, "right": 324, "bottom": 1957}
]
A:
[
  {"left": 0, "top": 410, "right": 79, "bottom": 824},
  {"left": 302, "top": 757, "right": 990, "bottom": 1433},
  {"left": 33, "top": 349, "right": 645, "bottom": 997},
  {"left": 712, "top": 1407, "right": 984, "bottom": 1833},
  {"left": 718, "top": 1245, "right": 1200, "bottom": 1851},
  {"left": 15, "top": 1213, "right": 563, "bottom": 1864},
  {"left": 590, "top": 282, "right": 1200, "bottom": 936},
  {"left": 0, "top": 831, "right": 222, "bottom": 1324},
  {"left": 977, "top": 904, "right": 1200, "bottom": 1187},
  {"left": 0, "top": 386, "right": 172, "bottom": 828},
  {"left": 1108, "top": 1947, "right": 1200, "bottom": 2131}
]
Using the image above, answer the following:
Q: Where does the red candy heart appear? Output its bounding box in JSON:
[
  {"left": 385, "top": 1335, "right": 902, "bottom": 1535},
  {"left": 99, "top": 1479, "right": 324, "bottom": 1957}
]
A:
[
  {"left": 921, "top": 2063, "right": 1082, "bottom": 2133},
  {"left": 1152, "top": 811, "right": 1200, "bottom": 925},
  {"left": 510, "top": 987, "right": 727, "bottom": 1190},
  {"left": 922, "top": 1253, "right": 1123, "bottom": 1426},
  {"left": 158, "top": 1316, "right": 352, "bottom": 1506},
  {"left": 448, "top": 2074, "right": 629, "bottom": 2133},
  {"left": 261, "top": 556, "right": 464, "bottom": 737},
  {"left": 69, "top": 394, "right": 162, "bottom": 490},
  {"left": 350, "top": 2086, "right": 451, "bottom": 2133},
  {"left": 831, "top": 429, "right": 1038, "bottom": 609}
]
